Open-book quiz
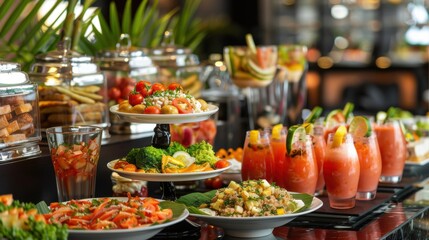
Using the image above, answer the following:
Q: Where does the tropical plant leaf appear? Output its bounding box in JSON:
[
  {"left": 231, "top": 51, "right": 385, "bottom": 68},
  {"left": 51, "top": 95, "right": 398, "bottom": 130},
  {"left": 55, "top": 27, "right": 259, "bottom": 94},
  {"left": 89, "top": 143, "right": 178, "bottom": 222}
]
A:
[
  {"left": 7, "top": 0, "right": 45, "bottom": 44},
  {"left": 0, "top": 0, "right": 32, "bottom": 38},
  {"left": 0, "top": 0, "right": 15, "bottom": 21},
  {"left": 122, "top": 0, "right": 132, "bottom": 35},
  {"left": 131, "top": 0, "right": 149, "bottom": 40},
  {"left": 109, "top": 2, "right": 121, "bottom": 38}
]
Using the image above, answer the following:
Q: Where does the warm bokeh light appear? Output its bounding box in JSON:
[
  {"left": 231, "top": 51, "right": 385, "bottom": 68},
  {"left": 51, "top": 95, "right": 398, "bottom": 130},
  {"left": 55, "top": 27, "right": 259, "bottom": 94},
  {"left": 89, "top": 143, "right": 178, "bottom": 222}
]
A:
[
  {"left": 375, "top": 56, "right": 392, "bottom": 68},
  {"left": 317, "top": 56, "right": 334, "bottom": 69}
]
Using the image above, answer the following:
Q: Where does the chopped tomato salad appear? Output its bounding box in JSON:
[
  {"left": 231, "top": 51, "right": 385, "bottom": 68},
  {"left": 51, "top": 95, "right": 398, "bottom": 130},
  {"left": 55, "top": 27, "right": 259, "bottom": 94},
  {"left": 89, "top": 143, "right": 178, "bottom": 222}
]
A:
[{"left": 44, "top": 195, "right": 173, "bottom": 230}]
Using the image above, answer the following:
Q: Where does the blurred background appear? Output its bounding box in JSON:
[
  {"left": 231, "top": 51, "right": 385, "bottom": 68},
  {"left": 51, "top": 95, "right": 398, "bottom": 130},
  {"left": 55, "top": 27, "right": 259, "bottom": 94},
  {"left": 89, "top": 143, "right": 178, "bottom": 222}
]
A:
[{"left": 95, "top": 0, "right": 428, "bottom": 116}]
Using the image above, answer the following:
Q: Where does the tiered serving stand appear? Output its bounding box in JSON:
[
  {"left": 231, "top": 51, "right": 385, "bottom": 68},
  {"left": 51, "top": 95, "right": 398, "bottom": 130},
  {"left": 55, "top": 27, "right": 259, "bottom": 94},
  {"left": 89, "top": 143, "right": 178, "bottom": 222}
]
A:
[{"left": 109, "top": 104, "right": 227, "bottom": 238}]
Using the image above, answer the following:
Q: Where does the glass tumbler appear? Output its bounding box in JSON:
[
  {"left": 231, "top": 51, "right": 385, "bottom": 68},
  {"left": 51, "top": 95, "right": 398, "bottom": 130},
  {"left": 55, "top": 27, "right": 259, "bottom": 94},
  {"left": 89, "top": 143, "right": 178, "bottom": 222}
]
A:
[
  {"left": 374, "top": 119, "right": 408, "bottom": 183},
  {"left": 313, "top": 122, "right": 327, "bottom": 195},
  {"left": 354, "top": 133, "right": 382, "bottom": 200},
  {"left": 268, "top": 126, "right": 287, "bottom": 187},
  {"left": 46, "top": 126, "right": 102, "bottom": 202},
  {"left": 324, "top": 133, "right": 360, "bottom": 209},
  {"left": 241, "top": 130, "right": 274, "bottom": 182},
  {"left": 283, "top": 134, "right": 318, "bottom": 194}
]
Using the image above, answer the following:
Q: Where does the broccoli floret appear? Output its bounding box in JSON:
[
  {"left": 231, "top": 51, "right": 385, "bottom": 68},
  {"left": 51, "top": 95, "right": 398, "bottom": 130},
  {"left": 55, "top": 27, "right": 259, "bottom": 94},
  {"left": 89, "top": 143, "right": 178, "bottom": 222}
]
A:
[
  {"left": 131, "top": 146, "right": 166, "bottom": 172},
  {"left": 165, "top": 142, "right": 187, "bottom": 156},
  {"left": 125, "top": 148, "right": 141, "bottom": 165},
  {"left": 187, "top": 141, "right": 217, "bottom": 166}
]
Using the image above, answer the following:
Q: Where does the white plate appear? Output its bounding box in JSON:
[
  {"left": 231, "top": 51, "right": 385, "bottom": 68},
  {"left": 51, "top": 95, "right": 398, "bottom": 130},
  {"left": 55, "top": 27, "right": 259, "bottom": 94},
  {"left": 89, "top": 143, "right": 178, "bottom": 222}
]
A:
[
  {"left": 66, "top": 197, "right": 189, "bottom": 240},
  {"left": 110, "top": 104, "right": 219, "bottom": 124},
  {"left": 190, "top": 197, "right": 323, "bottom": 238},
  {"left": 107, "top": 159, "right": 231, "bottom": 182}
]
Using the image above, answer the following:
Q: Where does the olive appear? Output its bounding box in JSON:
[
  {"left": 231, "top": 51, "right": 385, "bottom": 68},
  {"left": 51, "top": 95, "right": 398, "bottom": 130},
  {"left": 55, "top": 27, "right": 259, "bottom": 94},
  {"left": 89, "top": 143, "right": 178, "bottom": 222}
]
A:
[
  {"left": 161, "top": 105, "right": 179, "bottom": 114},
  {"left": 198, "top": 99, "right": 208, "bottom": 110}
]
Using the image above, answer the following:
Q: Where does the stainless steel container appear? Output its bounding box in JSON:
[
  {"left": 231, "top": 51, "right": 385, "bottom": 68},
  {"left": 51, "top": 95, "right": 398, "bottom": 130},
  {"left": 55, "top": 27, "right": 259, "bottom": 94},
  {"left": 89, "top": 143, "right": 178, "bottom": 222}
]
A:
[{"left": 0, "top": 61, "right": 41, "bottom": 161}]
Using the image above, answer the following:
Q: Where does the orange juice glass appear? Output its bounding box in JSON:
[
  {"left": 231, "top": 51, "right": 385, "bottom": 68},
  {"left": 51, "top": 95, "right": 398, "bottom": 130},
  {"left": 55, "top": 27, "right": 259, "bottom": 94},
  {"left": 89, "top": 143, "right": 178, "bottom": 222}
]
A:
[
  {"left": 313, "top": 124, "right": 326, "bottom": 195},
  {"left": 269, "top": 126, "right": 287, "bottom": 187},
  {"left": 241, "top": 130, "right": 274, "bottom": 182},
  {"left": 374, "top": 120, "right": 407, "bottom": 183},
  {"left": 324, "top": 133, "right": 360, "bottom": 209},
  {"left": 283, "top": 134, "right": 318, "bottom": 194},
  {"left": 354, "top": 133, "right": 382, "bottom": 200}
]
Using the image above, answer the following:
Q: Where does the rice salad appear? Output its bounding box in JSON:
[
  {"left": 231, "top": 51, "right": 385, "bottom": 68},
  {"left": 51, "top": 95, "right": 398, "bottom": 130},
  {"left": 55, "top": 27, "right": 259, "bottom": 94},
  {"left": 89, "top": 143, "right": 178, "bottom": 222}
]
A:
[
  {"left": 200, "top": 179, "right": 304, "bottom": 217},
  {"left": 144, "top": 89, "right": 205, "bottom": 113}
]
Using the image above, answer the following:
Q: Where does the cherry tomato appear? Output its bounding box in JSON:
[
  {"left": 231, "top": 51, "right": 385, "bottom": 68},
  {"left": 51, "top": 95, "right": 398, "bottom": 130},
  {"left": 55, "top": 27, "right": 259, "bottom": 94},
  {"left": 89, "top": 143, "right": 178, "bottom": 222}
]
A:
[
  {"left": 149, "top": 83, "right": 166, "bottom": 95},
  {"left": 135, "top": 81, "right": 151, "bottom": 97},
  {"left": 211, "top": 177, "right": 223, "bottom": 189},
  {"left": 119, "top": 77, "right": 135, "bottom": 89},
  {"left": 128, "top": 92, "right": 143, "bottom": 106},
  {"left": 204, "top": 178, "right": 214, "bottom": 189},
  {"left": 172, "top": 98, "right": 193, "bottom": 114},
  {"left": 108, "top": 87, "right": 121, "bottom": 100},
  {"left": 215, "top": 159, "right": 230, "bottom": 169},
  {"left": 144, "top": 106, "right": 161, "bottom": 114},
  {"left": 167, "top": 82, "right": 182, "bottom": 91}
]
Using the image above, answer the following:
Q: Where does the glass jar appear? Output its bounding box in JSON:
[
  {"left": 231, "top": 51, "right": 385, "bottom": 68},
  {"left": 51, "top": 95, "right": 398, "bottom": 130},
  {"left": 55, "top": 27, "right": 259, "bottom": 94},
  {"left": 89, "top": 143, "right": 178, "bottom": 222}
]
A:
[
  {"left": 28, "top": 40, "right": 110, "bottom": 138},
  {"left": 97, "top": 34, "right": 158, "bottom": 134},
  {"left": 148, "top": 31, "right": 203, "bottom": 98},
  {"left": 0, "top": 61, "right": 41, "bottom": 161}
]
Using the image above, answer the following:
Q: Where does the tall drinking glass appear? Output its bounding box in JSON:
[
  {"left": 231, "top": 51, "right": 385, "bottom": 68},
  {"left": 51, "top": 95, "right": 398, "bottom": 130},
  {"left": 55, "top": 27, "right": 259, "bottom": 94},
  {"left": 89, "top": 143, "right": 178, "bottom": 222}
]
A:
[
  {"left": 374, "top": 119, "right": 408, "bottom": 183},
  {"left": 354, "top": 133, "right": 382, "bottom": 200},
  {"left": 313, "top": 122, "right": 327, "bottom": 195},
  {"left": 283, "top": 134, "right": 318, "bottom": 194},
  {"left": 223, "top": 45, "right": 278, "bottom": 129},
  {"left": 268, "top": 125, "right": 287, "bottom": 187},
  {"left": 324, "top": 133, "right": 360, "bottom": 209},
  {"left": 277, "top": 44, "right": 308, "bottom": 126},
  {"left": 241, "top": 130, "right": 274, "bottom": 182},
  {"left": 46, "top": 126, "right": 102, "bottom": 202}
]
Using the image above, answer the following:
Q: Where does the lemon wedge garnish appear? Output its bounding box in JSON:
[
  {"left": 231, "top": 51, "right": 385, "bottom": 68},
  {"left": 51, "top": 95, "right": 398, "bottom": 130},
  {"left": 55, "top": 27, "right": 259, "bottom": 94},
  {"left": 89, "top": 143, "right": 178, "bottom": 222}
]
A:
[
  {"left": 302, "top": 122, "right": 314, "bottom": 135},
  {"left": 332, "top": 125, "right": 347, "bottom": 148},
  {"left": 249, "top": 130, "right": 260, "bottom": 145},
  {"left": 271, "top": 124, "right": 283, "bottom": 140}
]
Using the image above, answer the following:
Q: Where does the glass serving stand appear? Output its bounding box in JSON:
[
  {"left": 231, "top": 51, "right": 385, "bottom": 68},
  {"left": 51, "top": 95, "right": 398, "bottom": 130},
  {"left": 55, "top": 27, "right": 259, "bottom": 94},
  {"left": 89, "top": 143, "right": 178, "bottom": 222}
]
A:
[{"left": 109, "top": 104, "right": 222, "bottom": 238}]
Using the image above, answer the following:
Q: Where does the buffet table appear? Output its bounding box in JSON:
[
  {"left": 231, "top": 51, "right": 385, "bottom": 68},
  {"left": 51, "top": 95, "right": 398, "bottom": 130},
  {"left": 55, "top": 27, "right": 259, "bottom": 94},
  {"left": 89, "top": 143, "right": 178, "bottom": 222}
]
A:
[{"left": 0, "top": 133, "right": 428, "bottom": 239}]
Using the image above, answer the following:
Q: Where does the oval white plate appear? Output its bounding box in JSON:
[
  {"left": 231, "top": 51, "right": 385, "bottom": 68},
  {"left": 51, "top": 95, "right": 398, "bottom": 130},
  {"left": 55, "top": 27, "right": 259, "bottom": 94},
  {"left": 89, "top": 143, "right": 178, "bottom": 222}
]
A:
[
  {"left": 107, "top": 159, "right": 231, "bottom": 182},
  {"left": 110, "top": 104, "right": 219, "bottom": 124},
  {"left": 190, "top": 197, "right": 323, "bottom": 238},
  {"left": 65, "top": 197, "right": 189, "bottom": 240}
]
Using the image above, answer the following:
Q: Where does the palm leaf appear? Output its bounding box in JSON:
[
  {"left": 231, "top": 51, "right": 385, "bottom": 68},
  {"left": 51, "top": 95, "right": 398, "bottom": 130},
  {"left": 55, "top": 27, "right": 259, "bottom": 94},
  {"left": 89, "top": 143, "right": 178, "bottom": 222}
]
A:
[
  {"left": 122, "top": 0, "right": 132, "bottom": 34},
  {"left": 109, "top": 2, "right": 121, "bottom": 38},
  {"left": 7, "top": 1, "right": 45, "bottom": 44},
  {"left": 0, "top": 0, "right": 14, "bottom": 21},
  {"left": 147, "top": 9, "right": 178, "bottom": 47},
  {"left": 0, "top": 0, "right": 32, "bottom": 38},
  {"left": 131, "top": 0, "right": 149, "bottom": 39}
]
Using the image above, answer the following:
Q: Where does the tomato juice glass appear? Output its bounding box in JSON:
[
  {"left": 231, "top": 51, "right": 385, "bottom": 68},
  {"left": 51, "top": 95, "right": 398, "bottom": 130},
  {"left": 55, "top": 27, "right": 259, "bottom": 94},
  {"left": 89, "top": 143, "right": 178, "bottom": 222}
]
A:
[
  {"left": 354, "top": 133, "right": 382, "bottom": 200},
  {"left": 324, "top": 133, "right": 360, "bottom": 209},
  {"left": 313, "top": 124, "right": 326, "bottom": 196},
  {"left": 241, "top": 130, "right": 274, "bottom": 182},
  {"left": 46, "top": 126, "right": 103, "bottom": 202},
  {"left": 374, "top": 120, "right": 408, "bottom": 183},
  {"left": 268, "top": 126, "right": 287, "bottom": 187},
  {"left": 283, "top": 134, "right": 318, "bottom": 194}
]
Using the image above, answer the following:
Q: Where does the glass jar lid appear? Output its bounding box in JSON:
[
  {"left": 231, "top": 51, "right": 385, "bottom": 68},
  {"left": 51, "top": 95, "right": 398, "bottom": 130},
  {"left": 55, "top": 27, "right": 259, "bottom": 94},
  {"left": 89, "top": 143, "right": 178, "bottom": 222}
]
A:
[
  {"left": 0, "top": 61, "right": 31, "bottom": 86},
  {"left": 97, "top": 34, "right": 155, "bottom": 71},
  {"left": 149, "top": 30, "right": 200, "bottom": 67},
  {"left": 29, "top": 39, "right": 101, "bottom": 80}
]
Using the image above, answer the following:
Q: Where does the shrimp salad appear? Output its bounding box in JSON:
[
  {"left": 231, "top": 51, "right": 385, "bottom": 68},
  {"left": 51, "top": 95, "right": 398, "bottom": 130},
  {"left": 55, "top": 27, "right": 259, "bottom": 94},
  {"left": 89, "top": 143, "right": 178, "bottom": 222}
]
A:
[{"left": 200, "top": 179, "right": 304, "bottom": 217}]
